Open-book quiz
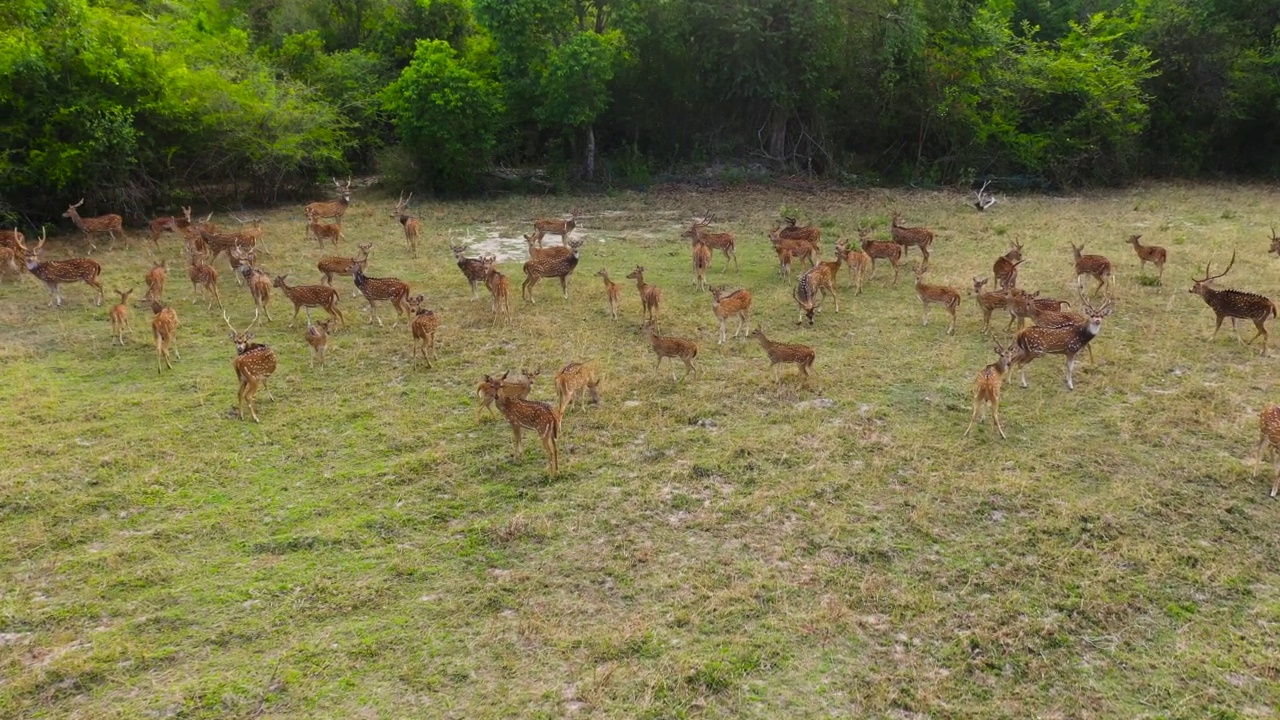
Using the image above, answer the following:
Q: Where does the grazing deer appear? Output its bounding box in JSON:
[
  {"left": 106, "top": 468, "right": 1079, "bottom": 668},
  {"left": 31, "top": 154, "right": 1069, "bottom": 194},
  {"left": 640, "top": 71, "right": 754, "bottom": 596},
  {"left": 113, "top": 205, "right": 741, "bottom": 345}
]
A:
[
  {"left": 144, "top": 259, "right": 167, "bottom": 304},
  {"left": 993, "top": 240, "right": 1024, "bottom": 289},
  {"left": 972, "top": 277, "right": 1010, "bottom": 333},
  {"left": 1011, "top": 298, "right": 1113, "bottom": 390},
  {"left": 1189, "top": 251, "right": 1277, "bottom": 355},
  {"left": 63, "top": 199, "right": 124, "bottom": 253},
  {"left": 391, "top": 192, "right": 421, "bottom": 258},
  {"left": 793, "top": 266, "right": 823, "bottom": 326},
  {"left": 186, "top": 251, "right": 222, "bottom": 310},
  {"left": 972, "top": 180, "right": 997, "bottom": 211},
  {"left": 709, "top": 286, "right": 752, "bottom": 344},
  {"left": 305, "top": 318, "right": 333, "bottom": 367},
  {"left": 749, "top": 328, "right": 815, "bottom": 386},
  {"left": 452, "top": 244, "right": 490, "bottom": 300},
  {"left": 20, "top": 230, "right": 104, "bottom": 306},
  {"left": 891, "top": 211, "right": 935, "bottom": 265},
  {"left": 522, "top": 238, "right": 584, "bottom": 303},
  {"left": 793, "top": 254, "right": 842, "bottom": 324},
  {"left": 1254, "top": 405, "right": 1280, "bottom": 498},
  {"left": 860, "top": 228, "right": 903, "bottom": 285},
  {"left": 963, "top": 341, "right": 1016, "bottom": 439},
  {"left": 626, "top": 266, "right": 662, "bottom": 323},
  {"left": 318, "top": 242, "right": 372, "bottom": 293},
  {"left": 685, "top": 216, "right": 738, "bottom": 271},
  {"left": 914, "top": 265, "right": 961, "bottom": 335},
  {"left": 1126, "top": 234, "right": 1167, "bottom": 284},
  {"left": 555, "top": 361, "right": 601, "bottom": 415},
  {"left": 273, "top": 275, "right": 344, "bottom": 328},
  {"left": 151, "top": 300, "right": 180, "bottom": 374},
  {"left": 407, "top": 295, "right": 438, "bottom": 368},
  {"left": 642, "top": 322, "right": 698, "bottom": 381},
  {"left": 305, "top": 177, "right": 353, "bottom": 223},
  {"left": 476, "top": 369, "right": 540, "bottom": 420},
  {"left": 224, "top": 313, "right": 276, "bottom": 423},
  {"left": 836, "top": 240, "right": 871, "bottom": 295},
  {"left": 305, "top": 208, "right": 344, "bottom": 247},
  {"left": 352, "top": 258, "right": 411, "bottom": 326},
  {"left": 109, "top": 288, "right": 133, "bottom": 345},
  {"left": 596, "top": 269, "right": 620, "bottom": 320},
  {"left": 485, "top": 372, "right": 562, "bottom": 477},
  {"left": 1070, "top": 242, "right": 1114, "bottom": 296},
  {"left": 692, "top": 241, "right": 711, "bottom": 291},
  {"left": 482, "top": 256, "right": 511, "bottom": 326},
  {"left": 524, "top": 232, "right": 573, "bottom": 261},
  {"left": 532, "top": 208, "right": 581, "bottom": 244}
]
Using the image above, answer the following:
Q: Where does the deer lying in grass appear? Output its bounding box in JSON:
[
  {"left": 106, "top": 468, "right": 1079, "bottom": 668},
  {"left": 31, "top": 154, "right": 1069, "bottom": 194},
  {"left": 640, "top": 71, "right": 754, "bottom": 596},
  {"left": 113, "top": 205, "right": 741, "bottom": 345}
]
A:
[
  {"left": 453, "top": 244, "right": 490, "bottom": 301},
  {"left": 318, "top": 242, "right": 372, "bottom": 295},
  {"left": 1189, "top": 251, "right": 1277, "bottom": 355},
  {"left": 476, "top": 369, "right": 540, "bottom": 420},
  {"left": 144, "top": 260, "right": 167, "bottom": 304},
  {"left": 964, "top": 341, "right": 1017, "bottom": 438},
  {"left": 391, "top": 192, "right": 421, "bottom": 258},
  {"left": 63, "top": 199, "right": 124, "bottom": 253},
  {"left": 1071, "top": 242, "right": 1114, "bottom": 296},
  {"left": 749, "top": 328, "right": 815, "bottom": 386},
  {"left": 914, "top": 265, "right": 961, "bottom": 335},
  {"left": 685, "top": 216, "right": 738, "bottom": 271},
  {"left": 1126, "top": 234, "right": 1167, "bottom": 284},
  {"left": 305, "top": 318, "right": 333, "bottom": 367},
  {"left": 408, "top": 294, "right": 438, "bottom": 368},
  {"left": 891, "top": 211, "right": 934, "bottom": 266},
  {"left": 224, "top": 312, "right": 276, "bottom": 423},
  {"left": 482, "top": 256, "right": 511, "bottom": 326},
  {"left": 596, "top": 269, "right": 620, "bottom": 321},
  {"left": 626, "top": 266, "right": 662, "bottom": 323},
  {"left": 274, "top": 274, "right": 344, "bottom": 328},
  {"left": 187, "top": 251, "right": 222, "bottom": 310},
  {"left": 1255, "top": 404, "right": 1280, "bottom": 498},
  {"left": 151, "top": 301, "right": 179, "bottom": 374},
  {"left": 109, "top": 288, "right": 134, "bottom": 345},
  {"left": 484, "top": 372, "right": 562, "bottom": 477},
  {"left": 1012, "top": 298, "right": 1112, "bottom": 390},
  {"left": 555, "top": 362, "right": 601, "bottom": 415},
  {"left": 859, "top": 228, "right": 902, "bottom": 285},
  {"left": 993, "top": 240, "right": 1023, "bottom": 289},
  {"left": 19, "top": 230, "right": 104, "bottom": 306},
  {"left": 522, "top": 238, "right": 583, "bottom": 303},
  {"left": 642, "top": 322, "right": 698, "bottom": 381},
  {"left": 710, "top": 286, "right": 752, "bottom": 344},
  {"left": 352, "top": 258, "right": 411, "bottom": 326}
]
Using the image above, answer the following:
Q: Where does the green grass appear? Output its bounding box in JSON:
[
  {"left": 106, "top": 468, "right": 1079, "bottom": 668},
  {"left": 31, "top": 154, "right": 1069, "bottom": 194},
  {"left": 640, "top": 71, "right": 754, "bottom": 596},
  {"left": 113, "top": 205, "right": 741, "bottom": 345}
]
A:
[{"left": 3, "top": 181, "right": 1280, "bottom": 718}]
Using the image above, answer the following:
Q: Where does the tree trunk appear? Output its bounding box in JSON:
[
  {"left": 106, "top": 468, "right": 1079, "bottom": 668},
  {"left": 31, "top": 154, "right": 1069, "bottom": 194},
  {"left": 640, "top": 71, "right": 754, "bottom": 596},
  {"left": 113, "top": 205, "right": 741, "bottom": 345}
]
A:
[
  {"left": 768, "top": 108, "right": 788, "bottom": 169},
  {"left": 585, "top": 124, "right": 596, "bottom": 182}
]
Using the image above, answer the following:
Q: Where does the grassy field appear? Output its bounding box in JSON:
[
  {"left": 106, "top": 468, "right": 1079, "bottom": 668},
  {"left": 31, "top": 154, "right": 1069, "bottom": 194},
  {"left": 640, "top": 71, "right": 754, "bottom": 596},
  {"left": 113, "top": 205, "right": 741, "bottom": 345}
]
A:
[{"left": 3, "top": 181, "right": 1280, "bottom": 718}]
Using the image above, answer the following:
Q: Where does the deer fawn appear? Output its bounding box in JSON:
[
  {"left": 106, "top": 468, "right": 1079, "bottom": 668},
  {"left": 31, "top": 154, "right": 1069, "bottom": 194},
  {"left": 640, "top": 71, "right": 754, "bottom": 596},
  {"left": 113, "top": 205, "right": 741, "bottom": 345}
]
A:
[
  {"left": 522, "top": 238, "right": 584, "bottom": 303},
  {"left": 407, "top": 295, "right": 439, "bottom": 367},
  {"left": 749, "top": 328, "right": 815, "bottom": 386},
  {"left": 318, "top": 242, "right": 372, "bottom": 295},
  {"left": 273, "top": 274, "right": 344, "bottom": 328},
  {"left": 151, "top": 301, "right": 180, "bottom": 374},
  {"left": 487, "top": 371, "right": 562, "bottom": 477},
  {"left": 914, "top": 265, "right": 961, "bottom": 335},
  {"left": 19, "top": 230, "right": 104, "bottom": 306},
  {"left": 186, "top": 251, "right": 222, "bottom": 310},
  {"left": 63, "top": 199, "right": 124, "bottom": 253},
  {"left": 963, "top": 341, "right": 1017, "bottom": 439},
  {"left": 533, "top": 208, "right": 581, "bottom": 245},
  {"left": 109, "top": 288, "right": 134, "bottom": 344},
  {"left": 642, "top": 322, "right": 698, "bottom": 381},
  {"left": 891, "top": 211, "right": 934, "bottom": 266},
  {"left": 596, "top": 269, "right": 620, "bottom": 320},
  {"left": 391, "top": 192, "right": 421, "bottom": 258},
  {"left": 859, "top": 228, "right": 903, "bottom": 285},
  {"left": 709, "top": 286, "right": 752, "bottom": 344},
  {"left": 482, "top": 256, "right": 512, "bottom": 326},
  {"left": 352, "top": 259, "right": 411, "bottom": 326},
  {"left": 305, "top": 207, "right": 344, "bottom": 247},
  {"left": 305, "top": 318, "right": 333, "bottom": 367},
  {"left": 1126, "top": 234, "right": 1167, "bottom": 284},
  {"left": 993, "top": 240, "right": 1024, "bottom": 289},
  {"left": 1189, "top": 251, "right": 1277, "bottom": 355},
  {"left": 453, "top": 244, "right": 490, "bottom": 300},
  {"left": 305, "top": 177, "right": 353, "bottom": 223},
  {"left": 775, "top": 243, "right": 793, "bottom": 284},
  {"left": 836, "top": 240, "right": 871, "bottom": 295},
  {"left": 1070, "top": 242, "right": 1113, "bottom": 296},
  {"left": 626, "top": 266, "right": 662, "bottom": 323},
  {"left": 692, "top": 241, "right": 711, "bottom": 291},
  {"left": 224, "top": 313, "right": 276, "bottom": 423},
  {"left": 476, "top": 369, "right": 540, "bottom": 420},
  {"left": 769, "top": 228, "right": 818, "bottom": 275},
  {"left": 685, "top": 216, "right": 738, "bottom": 271},
  {"left": 1255, "top": 405, "right": 1280, "bottom": 498},
  {"left": 1012, "top": 298, "right": 1112, "bottom": 390},
  {"left": 555, "top": 362, "right": 601, "bottom": 415}
]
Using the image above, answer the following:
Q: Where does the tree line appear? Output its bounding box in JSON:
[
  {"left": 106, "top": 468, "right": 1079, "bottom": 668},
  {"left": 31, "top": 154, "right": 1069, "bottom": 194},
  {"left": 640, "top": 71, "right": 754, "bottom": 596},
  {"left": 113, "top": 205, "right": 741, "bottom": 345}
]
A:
[{"left": 1, "top": 0, "right": 1277, "bottom": 221}]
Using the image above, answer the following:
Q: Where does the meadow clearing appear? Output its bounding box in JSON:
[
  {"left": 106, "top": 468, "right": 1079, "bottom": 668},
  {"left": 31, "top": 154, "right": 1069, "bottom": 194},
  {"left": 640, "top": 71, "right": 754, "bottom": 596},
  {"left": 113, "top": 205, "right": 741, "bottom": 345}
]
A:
[{"left": 2, "top": 181, "right": 1280, "bottom": 718}]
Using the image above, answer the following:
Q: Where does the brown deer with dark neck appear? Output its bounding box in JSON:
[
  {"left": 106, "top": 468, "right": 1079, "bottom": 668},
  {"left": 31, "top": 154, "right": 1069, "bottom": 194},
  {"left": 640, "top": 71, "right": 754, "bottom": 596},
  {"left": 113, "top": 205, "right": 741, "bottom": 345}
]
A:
[{"left": 1189, "top": 251, "right": 1277, "bottom": 355}]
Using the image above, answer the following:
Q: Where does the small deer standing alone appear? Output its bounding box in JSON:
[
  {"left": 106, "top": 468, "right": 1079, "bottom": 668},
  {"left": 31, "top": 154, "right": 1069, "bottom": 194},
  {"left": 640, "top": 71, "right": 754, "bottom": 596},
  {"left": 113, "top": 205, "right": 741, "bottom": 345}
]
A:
[
  {"left": 1126, "top": 234, "right": 1167, "bottom": 285},
  {"left": 749, "top": 328, "right": 815, "bottom": 386},
  {"left": 225, "top": 313, "right": 276, "bottom": 423},
  {"left": 596, "top": 269, "right": 620, "bottom": 321},
  {"left": 109, "top": 289, "right": 134, "bottom": 345},
  {"left": 151, "top": 301, "right": 180, "bottom": 374},
  {"left": 305, "top": 319, "right": 333, "bottom": 367},
  {"left": 914, "top": 265, "right": 962, "bottom": 335},
  {"left": 890, "top": 212, "right": 934, "bottom": 266},
  {"left": 555, "top": 362, "right": 601, "bottom": 415},
  {"left": 391, "top": 192, "right": 421, "bottom": 258},
  {"left": 964, "top": 341, "right": 1017, "bottom": 439},
  {"left": 408, "top": 295, "right": 439, "bottom": 368},
  {"left": 642, "top": 322, "right": 698, "bottom": 381}
]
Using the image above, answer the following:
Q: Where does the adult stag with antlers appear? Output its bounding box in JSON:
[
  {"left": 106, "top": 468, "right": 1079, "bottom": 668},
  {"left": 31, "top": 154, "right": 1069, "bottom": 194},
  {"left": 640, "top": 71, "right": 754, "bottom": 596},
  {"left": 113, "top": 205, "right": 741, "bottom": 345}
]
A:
[
  {"left": 391, "top": 192, "right": 421, "bottom": 258},
  {"left": 305, "top": 177, "right": 354, "bottom": 223},
  {"left": 1189, "top": 251, "right": 1277, "bottom": 356},
  {"left": 224, "top": 312, "right": 277, "bottom": 423},
  {"left": 993, "top": 240, "right": 1024, "bottom": 290},
  {"left": 62, "top": 199, "right": 124, "bottom": 253},
  {"left": 20, "top": 230, "right": 104, "bottom": 306}
]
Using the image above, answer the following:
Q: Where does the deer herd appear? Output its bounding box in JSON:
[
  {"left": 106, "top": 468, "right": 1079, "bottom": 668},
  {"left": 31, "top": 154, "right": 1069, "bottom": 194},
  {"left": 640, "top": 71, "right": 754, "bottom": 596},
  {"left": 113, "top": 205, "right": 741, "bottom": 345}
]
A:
[{"left": 6, "top": 186, "right": 1280, "bottom": 491}]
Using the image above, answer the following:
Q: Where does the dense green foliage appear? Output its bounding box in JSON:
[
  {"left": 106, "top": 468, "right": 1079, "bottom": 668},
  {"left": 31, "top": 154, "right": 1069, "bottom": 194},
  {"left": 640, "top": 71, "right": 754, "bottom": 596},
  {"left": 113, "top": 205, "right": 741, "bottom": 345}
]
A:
[{"left": 1, "top": 0, "right": 1278, "bottom": 216}]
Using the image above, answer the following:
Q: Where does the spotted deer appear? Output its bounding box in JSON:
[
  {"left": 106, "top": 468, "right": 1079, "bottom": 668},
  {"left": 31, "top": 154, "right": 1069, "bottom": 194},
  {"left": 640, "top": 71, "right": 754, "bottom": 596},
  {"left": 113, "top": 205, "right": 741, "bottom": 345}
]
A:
[
  {"left": 524, "top": 232, "right": 573, "bottom": 261},
  {"left": 352, "top": 258, "right": 411, "bottom": 326},
  {"left": 1189, "top": 251, "right": 1277, "bottom": 355},
  {"left": 144, "top": 259, "right": 167, "bottom": 304},
  {"left": 963, "top": 341, "right": 1017, "bottom": 439},
  {"left": 63, "top": 199, "right": 124, "bottom": 253},
  {"left": 20, "top": 230, "right": 104, "bottom": 306},
  {"left": 147, "top": 211, "right": 188, "bottom": 249},
  {"left": 232, "top": 249, "right": 272, "bottom": 321},
  {"left": 972, "top": 278, "right": 1010, "bottom": 333},
  {"left": 487, "top": 372, "right": 562, "bottom": 477},
  {"left": 453, "top": 244, "right": 490, "bottom": 300},
  {"left": 775, "top": 243, "right": 793, "bottom": 283},
  {"left": 151, "top": 300, "right": 180, "bottom": 374},
  {"left": 1071, "top": 242, "right": 1114, "bottom": 296},
  {"left": 685, "top": 216, "right": 738, "bottom": 271},
  {"left": 769, "top": 228, "right": 818, "bottom": 273},
  {"left": 596, "top": 269, "right": 620, "bottom": 321},
  {"left": 306, "top": 208, "right": 344, "bottom": 247},
  {"left": 200, "top": 222, "right": 260, "bottom": 262},
  {"left": 860, "top": 228, "right": 903, "bottom": 285},
  {"left": 305, "top": 177, "right": 353, "bottom": 223},
  {"left": 532, "top": 208, "right": 581, "bottom": 245},
  {"left": 1011, "top": 298, "right": 1112, "bottom": 390},
  {"left": 228, "top": 214, "right": 267, "bottom": 253},
  {"left": 890, "top": 211, "right": 934, "bottom": 265},
  {"left": 1255, "top": 405, "right": 1280, "bottom": 498},
  {"left": 692, "top": 241, "right": 711, "bottom": 291},
  {"left": 0, "top": 245, "right": 18, "bottom": 279},
  {"left": 0, "top": 228, "right": 24, "bottom": 251},
  {"left": 109, "top": 288, "right": 134, "bottom": 345},
  {"left": 1126, "top": 234, "right": 1167, "bottom": 284},
  {"left": 555, "top": 361, "right": 601, "bottom": 415},
  {"left": 305, "top": 318, "right": 333, "bottom": 367},
  {"left": 407, "top": 295, "right": 439, "bottom": 367},
  {"left": 476, "top": 369, "right": 540, "bottom": 420},
  {"left": 642, "top": 322, "right": 698, "bottom": 381},
  {"left": 273, "top": 275, "right": 344, "bottom": 328},
  {"left": 626, "top": 266, "right": 662, "bottom": 323},
  {"left": 391, "top": 192, "right": 421, "bottom": 258},
  {"left": 993, "top": 240, "right": 1024, "bottom": 289},
  {"left": 749, "top": 328, "right": 815, "bottom": 386},
  {"left": 836, "top": 240, "right": 871, "bottom": 295},
  {"left": 482, "top": 256, "right": 511, "bottom": 326},
  {"left": 1006, "top": 291, "right": 1094, "bottom": 363},
  {"left": 318, "top": 242, "right": 372, "bottom": 294},
  {"left": 522, "top": 238, "right": 583, "bottom": 303},
  {"left": 779, "top": 216, "right": 822, "bottom": 250},
  {"left": 224, "top": 313, "right": 276, "bottom": 423},
  {"left": 187, "top": 251, "right": 222, "bottom": 310},
  {"left": 793, "top": 254, "right": 842, "bottom": 324},
  {"left": 709, "top": 286, "right": 752, "bottom": 344},
  {"left": 914, "top": 265, "right": 961, "bottom": 335},
  {"left": 227, "top": 244, "right": 258, "bottom": 287}
]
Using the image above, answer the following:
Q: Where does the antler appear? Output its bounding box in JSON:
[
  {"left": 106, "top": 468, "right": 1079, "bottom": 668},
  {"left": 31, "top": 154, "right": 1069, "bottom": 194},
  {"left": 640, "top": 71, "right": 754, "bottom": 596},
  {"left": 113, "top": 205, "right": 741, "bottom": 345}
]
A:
[
  {"left": 230, "top": 213, "right": 250, "bottom": 224},
  {"left": 35, "top": 227, "right": 46, "bottom": 251},
  {"left": 1197, "top": 250, "right": 1236, "bottom": 283},
  {"left": 72, "top": 198, "right": 85, "bottom": 208}
]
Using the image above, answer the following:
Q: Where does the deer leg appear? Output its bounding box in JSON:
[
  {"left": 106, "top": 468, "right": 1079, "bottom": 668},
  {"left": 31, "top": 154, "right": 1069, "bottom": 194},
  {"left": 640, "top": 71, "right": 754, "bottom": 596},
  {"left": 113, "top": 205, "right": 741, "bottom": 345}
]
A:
[
  {"left": 1272, "top": 456, "right": 1280, "bottom": 498},
  {"left": 736, "top": 313, "right": 748, "bottom": 339},
  {"left": 511, "top": 423, "right": 523, "bottom": 457},
  {"left": 1019, "top": 362, "right": 1029, "bottom": 389},
  {"left": 963, "top": 395, "right": 981, "bottom": 437},
  {"left": 1256, "top": 435, "right": 1269, "bottom": 479},
  {"left": 992, "top": 397, "right": 1007, "bottom": 439},
  {"left": 1157, "top": 263, "right": 1164, "bottom": 285},
  {"left": 540, "top": 432, "right": 557, "bottom": 477},
  {"left": 560, "top": 275, "right": 569, "bottom": 300},
  {"left": 680, "top": 358, "right": 695, "bottom": 381},
  {"left": 717, "top": 318, "right": 727, "bottom": 345},
  {"left": 1065, "top": 355, "right": 1077, "bottom": 390},
  {"left": 1211, "top": 315, "right": 1226, "bottom": 341},
  {"left": 947, "top": 306, "right": 957, "bottom": 336},
  {"left": 921, "top": 304, "right": 930, "bottom": 326},
  {"left": 891, "top": 263, "right": 900, "bottom": 286},
  {"left": 1230, "top": 318, "right": 1244, "bottom": 344}
]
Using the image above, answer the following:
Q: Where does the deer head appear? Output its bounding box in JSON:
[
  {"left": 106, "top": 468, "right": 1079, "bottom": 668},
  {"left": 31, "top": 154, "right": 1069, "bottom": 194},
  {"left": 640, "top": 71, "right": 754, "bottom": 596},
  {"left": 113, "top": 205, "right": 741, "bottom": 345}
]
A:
[{"left": 223, "top": 311, "right": 261, "bottom": 351}]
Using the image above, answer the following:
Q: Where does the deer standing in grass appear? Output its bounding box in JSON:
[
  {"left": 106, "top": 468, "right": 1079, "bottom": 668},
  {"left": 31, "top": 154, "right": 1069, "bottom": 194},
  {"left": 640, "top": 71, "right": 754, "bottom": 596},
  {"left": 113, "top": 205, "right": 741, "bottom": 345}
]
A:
[
  {"left": 532, "top": 208, "right": 581, "bottom": 245},
  {"left": 143, "top": 260, "right": 167, "bottom": 304},
  {"left": 522, "top": 238, "right": 583, "bottom": 303},
  {"left": 407, "top": 295, "right": 438, "bottom": 367},
  {"left": 187, "top": 251, "right": 222, "bottom": 310},
  {"left": 151, "top": 301, "right": 179, "bottom": 374},
  {"left": 769, "top": 229, "right": 818, "bottom": 278},
  {"left": 993, "top": 240, "right": 1023, "bottom": 289},
  {"left": 482, "top": 256, "right": 511, "bottom": 326},
  {"left": 20, "top": 230, "right": 104, "bottom": 306},
  {"left": 749, "top": 328, "right": 815, "bottom": 386},
  {"left": 891, "top": 211, "right": 934, "bottom": 266},
  {"left": 232, "top": 250, "right": 272, "bottom": 322},
  {"left": 485, "top": 372, "right": 562, "bottom": 477},
  {"left": 352, "top": 258, "right": 411, "bottom": 326},
  {"left": 1011, "top": 298, "right": 1112, "bottom": 390},
  {"left": 914, "top": 265, "right": 961, "bottom": 335},
  {"left": 836, "top": 240, "right": 871, "bottom": 295},
  {"left": 860, "top": 228, "right": 903, "bottom": 285},
  {"left": 1254, "top": 405, "right": 1280, "bottom": 498},
  {"left": 224, "top": 313, "right": 276, "bottom": 423},
  {"left": 709, "top": 286, "right": 752, "bottom": 344},
  {"left": 476, "top": 369, "right": 540, "bottom": 420},
  {"left": 1126, "top": 234, "right": 1167, "bottom": 284},
  {"left": 1006, "top": 291, "right": 1093, "bottom": 363},
  {"left": 779, "top": 216, "right": 822, "bottom": 251},
  {"left": 1071, "top": 242, "right": 1114, "bottom": 296},
  {"left": 63, "top": 199, "right": 124, "bottom": 253},
  {"left": 793, "top": 252, "right": 842, "bottom": 324},
  {"left": 555, "top": 362, "right": 601, "bottom": 415},
  {"left": 642, "top": 322, "right": 698, "bottom": 381},
  {"left": 306, "top": 208, "right": 344, "bottom": 247},
  {"left": 1189, "top": 251, "right": 1277, "bottom": 355},
  {"left": 453, "top": 244, "right": 490, "bottom": 301},
  {"left": 692, "top": 241, "right": 711, "bottom": 291},
  {"left": 200, "top": 222, "right": 261, "bottom": 263},
  {"left": 964, "top": 341, "right": 1017, "bottom": 439},
  {"left": 685, "top": 217, "right": 738, "bottom": 271},
  {"left": 318, "top": 242, "right": 372, "bottom": 295},
  {"left": 0, "top": 246, "right": 19, "bottom": 280},
  {"left": 305, "top": 177, "right": 353, "bottom": 223},
  {"left": 229, "top": 214, "right": 267, "bottom": 253},
  {"left": 227, "top": 245, "right": 258, "bottom": 286},
  {"left": 274, "top": 274, "right": 344, "bottom": 328},
  {"left": 391, "top": 192, "right": 421, "bottom": 258},
  {"left": 147, "top": 210, "right": 190, "bottom": 249},
  {"left": 109, "top": 289, "right": 133, "bottom": 345},
  {"left": 596, "top": 269, "right": 620, "bottom": 320},
  {"left": 972, "top": 277, "right": 1010, "bottom": 333},
  {"left": 626, "top": 266, "right": 662, "bottom": 323},
  {"left": 305, "top": 318, "right": 333, "bottom": 367}
]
